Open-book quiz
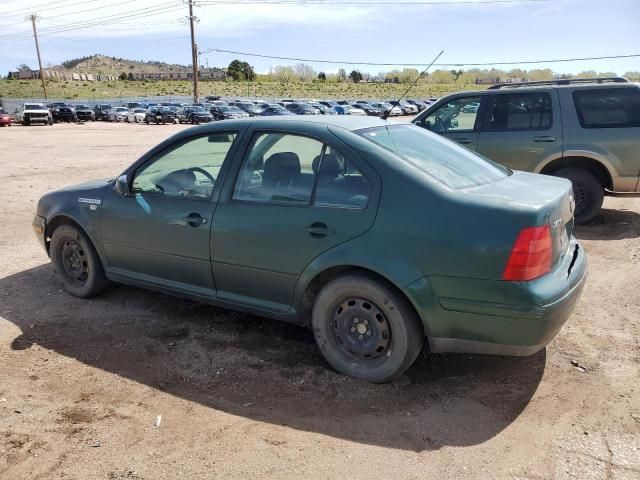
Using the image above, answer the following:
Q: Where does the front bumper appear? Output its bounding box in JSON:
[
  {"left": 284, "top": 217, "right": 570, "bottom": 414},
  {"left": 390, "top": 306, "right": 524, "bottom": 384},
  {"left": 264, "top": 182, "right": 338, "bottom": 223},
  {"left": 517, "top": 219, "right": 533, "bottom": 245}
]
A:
[
  {"left": 405, "top": 237, "right": 588, "bottom": 356},
  {"left": 32, "top": 215, "right": 47, "bottom": 252}
]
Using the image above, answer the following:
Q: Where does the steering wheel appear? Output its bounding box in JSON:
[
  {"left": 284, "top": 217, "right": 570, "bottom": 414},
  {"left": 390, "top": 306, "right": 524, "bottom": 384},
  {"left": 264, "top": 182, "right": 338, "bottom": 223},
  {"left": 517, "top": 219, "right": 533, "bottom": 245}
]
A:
[
  {"left": 433, "top": 116, "right": 446, "bottom": 133},
  {"left": 189, "top": 167, "right": 216, "bottom": 185}
]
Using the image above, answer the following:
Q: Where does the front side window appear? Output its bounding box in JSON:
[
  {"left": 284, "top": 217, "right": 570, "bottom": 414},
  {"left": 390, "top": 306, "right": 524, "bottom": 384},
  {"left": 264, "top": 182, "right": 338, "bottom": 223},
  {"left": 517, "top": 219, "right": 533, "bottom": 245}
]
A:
[
  {"left": 233, "top": 132, "right": 370, "bottom": 208},
  {"left": 423, "top": 96, "right": 482, "bottom": 133},
  {"left": 487, "top": 92, "right": 552, "bottom": 131},
  {"left": 132, "top": 133, "right": 237, "bottom": 200},
  {"left": 357, "top": 125, "right": 509, "bottom": 190},
  {"left": 573, "top": 87, "right": 640, "bottom": 128}
]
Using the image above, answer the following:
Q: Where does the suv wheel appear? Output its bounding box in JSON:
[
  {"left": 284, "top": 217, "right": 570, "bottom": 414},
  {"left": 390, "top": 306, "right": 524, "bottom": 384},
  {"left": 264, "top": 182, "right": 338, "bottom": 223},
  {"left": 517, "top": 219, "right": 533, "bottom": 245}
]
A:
[
  {"left": 553, "top": 168, "right": 604, "bottom": 224},
  {"left": 50, "top": 225, "right": 110, "bottom": 298},
  {"left": 311, "top": 274, "right": 423, "bottom": 383}
]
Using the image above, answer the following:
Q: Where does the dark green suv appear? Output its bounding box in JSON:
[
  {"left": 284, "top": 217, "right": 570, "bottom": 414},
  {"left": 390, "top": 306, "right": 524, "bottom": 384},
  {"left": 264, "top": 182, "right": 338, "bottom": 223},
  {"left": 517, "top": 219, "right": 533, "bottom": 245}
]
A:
[{"left": 413, "top": 77, "right": 640, "bottom": 223}]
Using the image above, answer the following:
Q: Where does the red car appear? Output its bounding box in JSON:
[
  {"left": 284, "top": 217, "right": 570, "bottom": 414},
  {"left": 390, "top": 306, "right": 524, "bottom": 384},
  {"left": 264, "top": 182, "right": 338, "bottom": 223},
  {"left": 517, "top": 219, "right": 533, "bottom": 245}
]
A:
[{"left": 0, "top": 109, "right": 12, "bottom": 127}]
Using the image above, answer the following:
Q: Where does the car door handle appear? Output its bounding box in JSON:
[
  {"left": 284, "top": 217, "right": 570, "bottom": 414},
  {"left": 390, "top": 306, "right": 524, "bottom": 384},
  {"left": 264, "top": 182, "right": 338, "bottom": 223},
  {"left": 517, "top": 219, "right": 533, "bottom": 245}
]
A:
[
  {"left": 305, "top": 222, "right": 335, "bottom": 238},
  {"left": 176, "top": 212, "right": 208, "bottom": 227},
  {"left": 533, "top": 136, "right": 557, "bottom": 143},
  {"left": 455, "top": 138, "right": 473, "bottom": 145}
]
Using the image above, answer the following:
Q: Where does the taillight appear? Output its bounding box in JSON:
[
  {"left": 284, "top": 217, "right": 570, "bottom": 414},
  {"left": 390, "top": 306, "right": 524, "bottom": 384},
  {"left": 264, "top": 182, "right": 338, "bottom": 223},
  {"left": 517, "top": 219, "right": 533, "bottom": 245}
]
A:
[{"left": 503, "top": 225, "right": 552, "bottom": 281}]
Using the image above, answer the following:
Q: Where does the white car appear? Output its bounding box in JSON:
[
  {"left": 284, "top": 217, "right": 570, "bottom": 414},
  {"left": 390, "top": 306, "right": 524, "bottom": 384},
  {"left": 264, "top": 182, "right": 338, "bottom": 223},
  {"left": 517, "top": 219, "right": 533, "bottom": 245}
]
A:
[
  {"left": 126, "top": 108, "right": 147, "bottom": 123},
  {"left": 335, "top": 105, "right": 366, "bottom": 116},
  {"left": 371, "top": 102, "right": 402, "bottom": 116},
  {"left": 14, "top": 103, "right": 52, "bottom": 125},
  {"left": 108, "top": 107, "right": 129, "bottom": 122}
]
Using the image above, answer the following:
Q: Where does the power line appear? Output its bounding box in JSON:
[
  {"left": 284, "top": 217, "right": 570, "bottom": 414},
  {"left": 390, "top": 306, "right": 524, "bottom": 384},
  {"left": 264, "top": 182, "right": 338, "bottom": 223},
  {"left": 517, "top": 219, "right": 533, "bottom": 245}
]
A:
[
  {"left": 198, "top": 48, "right": 640, "bottom": 67},
  {"left": 198, "top": 0, "right": 549, "bottom": 4},
  {"left": 0, "top": 3, "right": 183, "bottom": 43}
]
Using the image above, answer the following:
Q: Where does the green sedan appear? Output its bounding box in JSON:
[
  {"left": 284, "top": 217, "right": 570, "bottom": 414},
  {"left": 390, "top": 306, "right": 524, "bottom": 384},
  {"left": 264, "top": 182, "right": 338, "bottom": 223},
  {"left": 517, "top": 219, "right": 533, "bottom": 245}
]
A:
[{"left": 33, "top": 116, "right": 587, "bottom": 382}]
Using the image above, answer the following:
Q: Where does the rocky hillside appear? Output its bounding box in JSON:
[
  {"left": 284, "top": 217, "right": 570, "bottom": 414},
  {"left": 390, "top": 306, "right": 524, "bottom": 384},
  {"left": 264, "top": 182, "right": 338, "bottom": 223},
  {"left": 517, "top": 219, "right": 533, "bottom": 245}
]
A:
[{"left": 57, "top": 54, "right": 190, "bottom": 75}]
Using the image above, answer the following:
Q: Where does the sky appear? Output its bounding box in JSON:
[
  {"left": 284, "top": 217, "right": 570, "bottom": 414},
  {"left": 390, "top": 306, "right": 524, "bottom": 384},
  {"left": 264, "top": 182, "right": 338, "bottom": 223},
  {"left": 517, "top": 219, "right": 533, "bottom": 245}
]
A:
[{"left": 0, "top": 0, "right": 638, "bottom": 77}]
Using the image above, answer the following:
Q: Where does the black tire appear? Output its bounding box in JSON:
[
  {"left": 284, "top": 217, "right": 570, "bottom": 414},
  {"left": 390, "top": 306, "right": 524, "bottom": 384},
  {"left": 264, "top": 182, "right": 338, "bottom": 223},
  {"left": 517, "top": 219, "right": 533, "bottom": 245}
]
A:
[
  {"left": 50, "top": 225, "right": 110, "bottom": 298},
  {"left": 553, "top": 168, "right": 604, "bottom": 224},
  {"left": 311, "top": 273, "right": 423, "bottom": 383}
]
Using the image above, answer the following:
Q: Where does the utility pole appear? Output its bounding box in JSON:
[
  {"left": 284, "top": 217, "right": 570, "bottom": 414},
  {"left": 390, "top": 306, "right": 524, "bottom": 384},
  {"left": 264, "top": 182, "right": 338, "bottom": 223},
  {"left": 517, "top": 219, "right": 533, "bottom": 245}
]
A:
[
  {"left": 30, "top": 14, "right": 47, "bottom": 99},
  {"left": 188, "top": 0, "right": 199, "bottom": 103}
]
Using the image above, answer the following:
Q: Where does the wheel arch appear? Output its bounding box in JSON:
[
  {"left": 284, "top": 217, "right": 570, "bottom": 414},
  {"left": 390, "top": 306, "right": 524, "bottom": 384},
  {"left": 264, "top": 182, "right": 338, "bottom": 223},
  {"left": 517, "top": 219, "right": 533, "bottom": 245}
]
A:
[
  {"left": 297, "top": 264, "right": 429, "bottom": 343},
  {"left": 44, "top": 214, "right": 95, "bottom": 257},
  {"left": 538, "top": 155, "right": 613, "bottom": 190}
]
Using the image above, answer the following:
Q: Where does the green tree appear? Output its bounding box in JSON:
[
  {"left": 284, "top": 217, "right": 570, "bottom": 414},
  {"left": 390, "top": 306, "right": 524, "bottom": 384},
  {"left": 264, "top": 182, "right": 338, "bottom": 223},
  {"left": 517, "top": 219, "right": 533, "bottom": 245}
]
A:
[
  {"left": 317, "top": 71, "right": 327, "bottom": 82},
  {"left": 119, "top": 72, "right": 128, "bottom": 81},
  {"left": 349, "top": 70, "right": 363, "bottom": 83},
  {"left": 16, "top": 64, "right": 32, "bottom": 72},
  {"left": 227, "top": 60, "right": 255, "bottom": 81}
]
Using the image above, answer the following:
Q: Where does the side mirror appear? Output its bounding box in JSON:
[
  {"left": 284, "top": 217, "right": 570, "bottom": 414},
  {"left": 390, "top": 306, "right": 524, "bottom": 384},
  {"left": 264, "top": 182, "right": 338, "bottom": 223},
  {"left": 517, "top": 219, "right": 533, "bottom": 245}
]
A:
[{"left": 114, "top": 174, "right": 129, "bottom": 196}]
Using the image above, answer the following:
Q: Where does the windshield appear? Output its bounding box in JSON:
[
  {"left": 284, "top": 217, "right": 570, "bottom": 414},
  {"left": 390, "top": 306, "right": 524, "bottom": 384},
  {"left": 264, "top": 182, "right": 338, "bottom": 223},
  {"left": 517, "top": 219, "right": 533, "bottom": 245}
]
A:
[
  {"left": 192, "top": 107, "right": 205, "bottom": 112},
  {"left": 75, "top": 105, "right": 89, "bottom": 109},
  {"left": 357, "top": 125, "right": 509, "bottom": 189},
  {"left": 25, "top": 104, "right": 46, "bottom": 110},
  {"left": 224, "top": 106, "right": 242, "bottom": 112},
  {"left": 134, "top": 109, "right": 146, "bottom": 113},
  {"left": 116, "top": 108, "right": 128, "bottom": 112}
]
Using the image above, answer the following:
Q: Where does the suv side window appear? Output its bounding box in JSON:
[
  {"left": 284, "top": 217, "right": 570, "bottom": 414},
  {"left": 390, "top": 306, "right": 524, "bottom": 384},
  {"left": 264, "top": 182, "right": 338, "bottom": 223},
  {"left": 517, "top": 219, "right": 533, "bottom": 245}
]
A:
[
  {"left": 487, "top": 92, "right": 552, "bottom": 131},
  {"left": 423, "top": 96, "right": 482, "bottom": 133},
  {"left": 573, "top": 87, "right": 640, "bottom": 129},
  {"left": 132, "top": 133, "right": 237, "bottom": 200}
]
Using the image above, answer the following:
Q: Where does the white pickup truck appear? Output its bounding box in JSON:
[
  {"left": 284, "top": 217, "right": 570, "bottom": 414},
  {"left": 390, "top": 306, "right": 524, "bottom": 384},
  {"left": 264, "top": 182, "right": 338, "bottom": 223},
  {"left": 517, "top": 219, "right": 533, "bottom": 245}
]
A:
[{"left": 14, "top": 103, "right": 53, "bottom": 126}]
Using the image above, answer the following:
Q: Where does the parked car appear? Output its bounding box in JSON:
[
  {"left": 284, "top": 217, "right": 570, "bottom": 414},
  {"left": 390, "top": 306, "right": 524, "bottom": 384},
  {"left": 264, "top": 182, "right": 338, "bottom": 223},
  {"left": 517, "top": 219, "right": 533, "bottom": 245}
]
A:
[
  {"left": 412, "top": 77, "right": 640, "bottom": 223},
  {"left": 94, "top": 104, "right": 113, "bottom": 121},
  {"left": 55, "top": 106, "right": 77, "bottom": 123},
  {"left": 126, "top": 108, "right": 148, "bottom": 123},
  {"left": 236, "top": 102, "right": 264, "bottom": 117},
  {"left": 144, "top": 106, "right": 177, "bottom": 124},
  {"left": 407, "top": 99, "right": 428, "bottom": 111},
  {"left": 389, "top": 100, "right": 418, "bottom": 115},
  {"left": 351, "top": 102, "right": 383, "bottom": 117},
  {"left": 0, "top": 108, "right": 12, "bottom": 127},
  {"left": 74, "top": 105, "right": 95, "bottom": 122},
  {"left": 334, "top": 105, "right": 365, "bottom": 116},
  {"left": 47, "top": 102, "right": 74, "bottom": 123},
  {"left": 108, "top": 107, "right": 129, "bottom": 122},
  {"left": 319, "top": 100, "right": 340, "bottom": 109},
  {"left": 187, "top": 106, "right": 214, "bottom": 124},
  {"left": 285, "top": 103, "right": 320, "bottom": 115},
  {"left": 14, "top": 103, "right": 52, "bottom": 125},
  {"left": 210, "top": 105, "right": 249, "bottom": 121},
  {"left": 370, "top": 102, "right": 402, "bottom": 116},
  {"left": 311, "top": 102, "right": 336, "bottom": 115},
  {"left": 260, "top": 106, "right": 291, "bottom": 116},
  {"left": 33, "top": 116, "right": 586, "bottom": 383},
  {"left": 125, "top": 102, "right": 143, "bottom": 110}
]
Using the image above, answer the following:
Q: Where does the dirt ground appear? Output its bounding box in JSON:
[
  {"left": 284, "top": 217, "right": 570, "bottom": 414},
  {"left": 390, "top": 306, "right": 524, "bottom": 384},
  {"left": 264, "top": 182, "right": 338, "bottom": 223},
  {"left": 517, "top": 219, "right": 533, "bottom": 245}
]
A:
[{"left": 0, "top": 121, "right": 638, "bottom": 480}]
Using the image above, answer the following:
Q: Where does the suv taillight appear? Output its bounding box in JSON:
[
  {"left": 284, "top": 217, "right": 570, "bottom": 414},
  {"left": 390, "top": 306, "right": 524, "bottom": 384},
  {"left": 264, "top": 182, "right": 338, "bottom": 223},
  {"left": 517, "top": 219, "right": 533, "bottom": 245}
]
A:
[{"left": 503, "top": 225, "right": 552, "bottom": 281}]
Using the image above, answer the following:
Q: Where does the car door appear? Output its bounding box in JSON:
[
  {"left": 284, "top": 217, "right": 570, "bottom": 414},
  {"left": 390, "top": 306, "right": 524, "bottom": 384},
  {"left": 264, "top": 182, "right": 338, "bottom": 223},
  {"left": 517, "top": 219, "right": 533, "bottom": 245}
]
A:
[
  {"left": 100, "top": 131, "right": 240, "bottom": 298},
  {"left": 413, "top": 94, "right": 485, "bottom": 149},
  {"left": 211, "top": 126, "right": 380, "bottom": 313},
  {"left": 476, "top": 89, "right": 563, "bottom": 172}
]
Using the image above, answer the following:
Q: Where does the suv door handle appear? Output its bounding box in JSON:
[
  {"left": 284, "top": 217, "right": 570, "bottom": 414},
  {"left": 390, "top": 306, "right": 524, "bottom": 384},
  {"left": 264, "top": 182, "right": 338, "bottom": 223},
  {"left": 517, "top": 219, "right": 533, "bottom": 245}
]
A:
[
  {"left": 455, "top": 138, "right": 473, "bottom": 145},
  {"left": 533, "top": 136, "right": 557, "bottom": 143},
  {"left": 177, "top": 212, "right": 207, "bottom": 227},
  {"left": 305, "top": 222, "right": 335, "bottom": 238}
]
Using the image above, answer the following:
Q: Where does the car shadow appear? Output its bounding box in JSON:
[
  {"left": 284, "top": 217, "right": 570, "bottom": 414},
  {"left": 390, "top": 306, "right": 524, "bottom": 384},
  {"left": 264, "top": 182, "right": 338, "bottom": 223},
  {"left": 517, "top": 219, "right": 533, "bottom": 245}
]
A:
[
  {"left": 2, "top": 265, "right": 546, "bottom": 452},
  {"left": 575, "top": 207, "right": 640, "bottom": 240}
]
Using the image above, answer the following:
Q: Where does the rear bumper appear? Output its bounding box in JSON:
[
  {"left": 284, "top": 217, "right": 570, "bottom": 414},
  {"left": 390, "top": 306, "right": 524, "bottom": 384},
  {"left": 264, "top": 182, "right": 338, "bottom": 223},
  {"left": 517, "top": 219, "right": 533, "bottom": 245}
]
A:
[{"left": 406, "top": 238, "right": 587, "bottom": 356}]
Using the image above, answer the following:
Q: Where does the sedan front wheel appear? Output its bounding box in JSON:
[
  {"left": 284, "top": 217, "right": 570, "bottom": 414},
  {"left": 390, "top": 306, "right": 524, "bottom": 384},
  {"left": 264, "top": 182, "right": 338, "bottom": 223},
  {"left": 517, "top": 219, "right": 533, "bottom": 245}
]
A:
[{"left": 312, "top": 273, "right": 423, "bottom": 383}]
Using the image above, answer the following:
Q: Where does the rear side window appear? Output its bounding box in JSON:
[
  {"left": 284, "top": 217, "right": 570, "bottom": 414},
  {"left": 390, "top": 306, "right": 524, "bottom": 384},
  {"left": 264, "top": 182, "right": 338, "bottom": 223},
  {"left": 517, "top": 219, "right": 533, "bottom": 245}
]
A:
[
  {"left": 573, "top": 87, "right": 640, "bottom": 128},
  {"left": 487, "top": 92, "right": 552, "bottom": 131}
]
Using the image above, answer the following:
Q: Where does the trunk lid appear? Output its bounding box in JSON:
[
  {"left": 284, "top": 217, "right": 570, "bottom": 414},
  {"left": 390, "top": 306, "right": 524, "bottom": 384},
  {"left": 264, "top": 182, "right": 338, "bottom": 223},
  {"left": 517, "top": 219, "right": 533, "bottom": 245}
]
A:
[{"left": 463, "top": 171, "right": 575, "bottom": 267}]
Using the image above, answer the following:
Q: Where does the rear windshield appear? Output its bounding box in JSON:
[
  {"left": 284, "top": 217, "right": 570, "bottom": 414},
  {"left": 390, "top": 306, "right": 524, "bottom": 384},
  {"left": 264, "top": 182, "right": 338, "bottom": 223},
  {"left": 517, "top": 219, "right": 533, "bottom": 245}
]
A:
[{"left": 357, "top": 124, "right": 509, "bottom": 189}]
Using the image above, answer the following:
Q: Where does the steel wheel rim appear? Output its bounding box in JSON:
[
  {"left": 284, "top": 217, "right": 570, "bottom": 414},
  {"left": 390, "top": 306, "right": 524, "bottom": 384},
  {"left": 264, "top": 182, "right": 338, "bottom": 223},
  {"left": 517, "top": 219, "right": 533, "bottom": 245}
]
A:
[
  {"left": 60, "top": 238, "right": 89, "bottom": 286},
  {"left": 331, "top": 297, "right": 392, "bottom": 362}
]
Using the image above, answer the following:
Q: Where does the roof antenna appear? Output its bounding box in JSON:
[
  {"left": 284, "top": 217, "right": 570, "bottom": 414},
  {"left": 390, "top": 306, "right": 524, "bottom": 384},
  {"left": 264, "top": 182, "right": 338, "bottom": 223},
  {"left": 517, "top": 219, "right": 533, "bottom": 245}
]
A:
[{"left": 382, "top": 50, "right": 444, "bottom": 120}]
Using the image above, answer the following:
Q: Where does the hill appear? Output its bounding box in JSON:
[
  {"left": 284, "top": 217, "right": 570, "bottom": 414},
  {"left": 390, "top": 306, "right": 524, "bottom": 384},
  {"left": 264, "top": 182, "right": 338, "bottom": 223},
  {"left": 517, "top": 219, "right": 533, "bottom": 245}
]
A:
[{"left": 58, "top": 54, "right": 192, "bottom": 76}]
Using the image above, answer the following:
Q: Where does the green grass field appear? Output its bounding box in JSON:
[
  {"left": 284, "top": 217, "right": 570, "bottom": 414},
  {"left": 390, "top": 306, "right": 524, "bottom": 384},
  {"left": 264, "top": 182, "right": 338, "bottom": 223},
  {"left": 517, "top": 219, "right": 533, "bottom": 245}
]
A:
[{"left": 0, "top": 79, "right": 481, "bottom": 100}]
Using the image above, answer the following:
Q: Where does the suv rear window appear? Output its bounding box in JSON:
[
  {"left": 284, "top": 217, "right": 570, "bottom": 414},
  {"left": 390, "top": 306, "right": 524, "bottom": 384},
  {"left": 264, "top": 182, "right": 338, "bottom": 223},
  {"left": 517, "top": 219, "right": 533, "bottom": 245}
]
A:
[
  {"left": 357, "top": 125, "right": 509, "bottom": 190},
  {"left": 573, "top": 87, "right": 640, "bottom": 129}
]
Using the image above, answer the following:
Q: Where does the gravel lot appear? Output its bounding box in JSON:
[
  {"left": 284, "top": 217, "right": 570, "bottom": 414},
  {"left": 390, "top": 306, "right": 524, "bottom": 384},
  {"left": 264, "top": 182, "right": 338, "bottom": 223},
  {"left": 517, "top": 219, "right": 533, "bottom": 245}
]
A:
[{"left": 0, "top": 121, "right": 639, "bottom": 480}]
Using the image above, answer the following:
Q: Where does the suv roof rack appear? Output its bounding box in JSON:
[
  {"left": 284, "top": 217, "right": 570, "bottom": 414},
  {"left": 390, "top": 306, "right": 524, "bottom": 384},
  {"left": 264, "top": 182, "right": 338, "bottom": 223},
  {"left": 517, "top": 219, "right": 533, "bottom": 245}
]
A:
[{"left": 487, "top": 77, "right": 630, "bottom": 89}]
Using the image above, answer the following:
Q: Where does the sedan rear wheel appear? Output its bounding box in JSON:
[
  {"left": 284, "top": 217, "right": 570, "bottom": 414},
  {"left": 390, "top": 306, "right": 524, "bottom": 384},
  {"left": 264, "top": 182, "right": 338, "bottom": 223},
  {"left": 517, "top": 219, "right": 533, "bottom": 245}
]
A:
[
  {"left": 50, "top": 225, "right": 110, "bottom": 298},
  {"left": 312, "top": 273, "right": 423, "bottom": 383}
]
